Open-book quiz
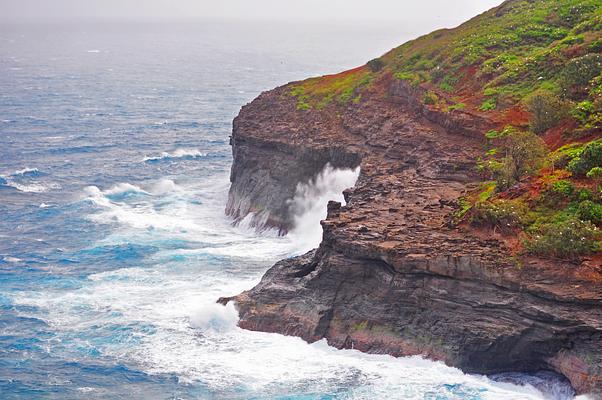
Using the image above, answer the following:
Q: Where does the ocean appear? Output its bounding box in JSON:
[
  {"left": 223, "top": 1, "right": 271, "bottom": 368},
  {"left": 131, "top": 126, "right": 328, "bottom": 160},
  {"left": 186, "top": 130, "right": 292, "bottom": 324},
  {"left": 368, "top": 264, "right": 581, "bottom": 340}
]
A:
[{"left": 0, "top": 20, "right": 577, "bottom": 399}]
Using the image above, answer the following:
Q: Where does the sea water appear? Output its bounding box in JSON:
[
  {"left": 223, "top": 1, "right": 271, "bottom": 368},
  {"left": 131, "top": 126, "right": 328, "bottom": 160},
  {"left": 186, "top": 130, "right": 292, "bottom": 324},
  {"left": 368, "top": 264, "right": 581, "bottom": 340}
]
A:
[{"left": 0, "top": 20, "right": 579, "bottom": 399}]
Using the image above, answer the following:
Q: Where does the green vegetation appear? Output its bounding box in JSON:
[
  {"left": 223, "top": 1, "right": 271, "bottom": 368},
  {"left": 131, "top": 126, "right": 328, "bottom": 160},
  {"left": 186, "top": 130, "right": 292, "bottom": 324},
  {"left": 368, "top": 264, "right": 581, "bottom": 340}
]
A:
[
  {"left": 394, "top": 71, "right": 422, "bottom": 87},
  {"left": 290, "top": 0, "right": 602, "bottom": 127},
  {"left": 472, "top": 133, "right": 602, "bottom": 258},
  {"left": 525, "top": 217, "right": 601, "bottom": 258},
  {"left": 472, "top": 199, "right": 531, "bottom": 231},
  {"left": 289, "top": 68, "right": 373, "bottom": 109},
  {"left": 423, "top": 91, "right": 439, "bottom": 106},
  {"left": 525, "top": 90, "right": 568, "bottom": 134},
  {"left": 587, "top": 166, "right": 602, "bottom": 180},
  {"left": 567, "top": 139, "right": 602, "bottom": 176},
  {"left": 287, "top": 0, "right": 602, "bottom": 260},
  {"left": 480, "top": 98, "right": 497, "bottom": 111},
  {"left": 479, "top": 127, "right": 547, "bottom": 189},
  {"left": 447, "top": 102, "right": 466, "bottom": 112},
  {"left": 367, "top": 58, "right": 385, "bottom": 72}
]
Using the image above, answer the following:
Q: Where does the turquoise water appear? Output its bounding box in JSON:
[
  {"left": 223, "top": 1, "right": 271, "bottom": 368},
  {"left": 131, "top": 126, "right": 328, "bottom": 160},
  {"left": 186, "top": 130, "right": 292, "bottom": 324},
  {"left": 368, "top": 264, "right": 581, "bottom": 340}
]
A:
[{"left": 0, "top": 20, "right": 575, "bottom": 399}]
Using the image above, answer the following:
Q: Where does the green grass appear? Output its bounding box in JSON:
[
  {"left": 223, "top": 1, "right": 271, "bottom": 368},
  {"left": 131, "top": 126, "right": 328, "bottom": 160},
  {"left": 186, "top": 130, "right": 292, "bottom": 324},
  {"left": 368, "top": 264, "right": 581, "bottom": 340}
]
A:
[
  {"left": 381, "top": 0, "right": 602, "bottom": 111},
  {"left": 289, "top": 68, "right": 373, "bottom": 109}
]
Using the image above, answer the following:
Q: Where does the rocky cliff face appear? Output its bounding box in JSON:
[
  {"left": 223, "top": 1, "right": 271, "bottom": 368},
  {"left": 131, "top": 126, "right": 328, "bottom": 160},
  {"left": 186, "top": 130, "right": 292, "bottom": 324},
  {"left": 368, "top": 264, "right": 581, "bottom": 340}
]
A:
[
  {"left": 222, "top": 75, "right": 602, "bottom": 397},
  {"left": 226, "top": 88, "right": 362, "bottom": 233}
]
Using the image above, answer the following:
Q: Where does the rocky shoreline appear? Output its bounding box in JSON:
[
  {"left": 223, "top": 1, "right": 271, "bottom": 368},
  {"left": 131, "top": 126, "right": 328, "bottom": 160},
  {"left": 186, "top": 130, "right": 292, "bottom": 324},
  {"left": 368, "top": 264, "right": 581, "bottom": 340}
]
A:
[{"left": 220, "top": 69, "right": 602, "bottom": 398}]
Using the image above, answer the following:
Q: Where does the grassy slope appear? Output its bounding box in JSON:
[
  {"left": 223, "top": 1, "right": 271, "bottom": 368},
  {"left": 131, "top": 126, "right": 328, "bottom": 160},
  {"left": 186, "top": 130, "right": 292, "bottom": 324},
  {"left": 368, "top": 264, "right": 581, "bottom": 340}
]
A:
[{"left": 290, "top": 0, "right": 602, "bottom": 261}]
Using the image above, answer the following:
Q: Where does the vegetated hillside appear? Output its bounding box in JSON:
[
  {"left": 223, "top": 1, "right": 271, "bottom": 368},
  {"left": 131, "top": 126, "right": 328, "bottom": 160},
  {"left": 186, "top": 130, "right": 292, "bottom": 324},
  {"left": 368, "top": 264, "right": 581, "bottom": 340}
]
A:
[{"left": 291, "top": 0, "right": 602, "bottom": 262}]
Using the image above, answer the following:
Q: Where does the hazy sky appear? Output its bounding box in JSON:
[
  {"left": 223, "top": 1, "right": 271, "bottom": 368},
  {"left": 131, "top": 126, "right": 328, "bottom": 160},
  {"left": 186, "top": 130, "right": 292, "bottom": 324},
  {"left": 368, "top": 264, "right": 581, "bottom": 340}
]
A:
[{"left": 2, "top": 0, "right": 504, "bottom": 25}]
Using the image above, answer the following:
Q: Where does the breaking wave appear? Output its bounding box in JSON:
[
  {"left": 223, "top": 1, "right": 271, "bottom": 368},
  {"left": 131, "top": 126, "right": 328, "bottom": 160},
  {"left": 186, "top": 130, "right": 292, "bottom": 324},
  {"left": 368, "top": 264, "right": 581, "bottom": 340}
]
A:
[
  {"left": 12, "top": 167, "right": 40, "bottom": 177},
  {"left": 288, "top": 163, "right": 360, "bottom": 253},
  {"left": 142, "top": 148, "right": 206, "bottom": 162},
  {"left": 0, "top": 167, "right": 55, "bottom": 193}
]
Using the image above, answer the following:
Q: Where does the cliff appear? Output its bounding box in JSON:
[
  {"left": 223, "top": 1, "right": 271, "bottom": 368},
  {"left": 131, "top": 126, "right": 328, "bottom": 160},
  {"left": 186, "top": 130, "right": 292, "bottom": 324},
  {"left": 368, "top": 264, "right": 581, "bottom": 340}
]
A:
[{"left": 222, "top": 0, "right": 602, "bottom": 397}]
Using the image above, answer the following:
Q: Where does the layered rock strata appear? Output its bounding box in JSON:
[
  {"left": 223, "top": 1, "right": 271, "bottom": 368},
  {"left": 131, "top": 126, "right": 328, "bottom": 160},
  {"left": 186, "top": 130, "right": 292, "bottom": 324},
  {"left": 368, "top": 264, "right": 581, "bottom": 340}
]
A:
[{"left": 221, "top": 76, "right": 602, "bottom": 397}]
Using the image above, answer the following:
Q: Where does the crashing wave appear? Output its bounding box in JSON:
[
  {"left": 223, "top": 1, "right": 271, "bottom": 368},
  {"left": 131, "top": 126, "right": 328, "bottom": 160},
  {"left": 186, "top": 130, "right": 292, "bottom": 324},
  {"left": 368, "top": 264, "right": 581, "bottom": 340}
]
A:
[
  {"left": 12, "top": 167, "right": 40, "bottom": 177},
  {"left": 143, "top": 148, "right": 206, "bottom": 163},
  {"left": 0, "top": 168, "right": 54, "bottom": 193},
  {"left": 287, "top": 163, "right": 360, "bottom": 253}
]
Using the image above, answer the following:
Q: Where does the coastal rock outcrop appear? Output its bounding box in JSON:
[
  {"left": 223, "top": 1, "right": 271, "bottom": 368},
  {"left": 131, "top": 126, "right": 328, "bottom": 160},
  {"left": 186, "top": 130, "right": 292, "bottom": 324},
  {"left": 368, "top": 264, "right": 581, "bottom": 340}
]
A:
[
  {"left": 221, "top": 75, "right": 602, "bottom": 396},
  {"left": 221, "top": 3, "right": 602, "bottom": 396}
]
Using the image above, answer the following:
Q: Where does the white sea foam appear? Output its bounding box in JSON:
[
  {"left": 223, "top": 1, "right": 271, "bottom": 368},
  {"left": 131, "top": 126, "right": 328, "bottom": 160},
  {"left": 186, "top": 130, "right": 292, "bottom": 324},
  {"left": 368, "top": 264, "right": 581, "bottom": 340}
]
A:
[
  {"left": 7, "top": 182, "right": 48, "bottom": 193},
  {"left": 149, "top": 179, "right": 178, "bottom": 195},
  {"left": 189, "top": 302, "right": 239, "bottom": 332},
  {"left": 8, "top": 172, "right": 569, "bottom": 399},
  {"left": 13, "top": 167, "right": 39, "bottom": 176},
  {"left": 1, "top": 179, "right": 55, "bottom": 193},
  {"left": 142, "top": 148, "right": 206, "bottom": 162},
  {"left": 0, "top": 167, "right": 58, "bottom": 193},
  {"left": 84, "top": 185, "right": 198, "bottom": 232},
  {"left": 103, "top": 182, "right": 149, "bottom": 196},
  {"left": 288, "top": 163, "right": 360, "bottom": 253}
]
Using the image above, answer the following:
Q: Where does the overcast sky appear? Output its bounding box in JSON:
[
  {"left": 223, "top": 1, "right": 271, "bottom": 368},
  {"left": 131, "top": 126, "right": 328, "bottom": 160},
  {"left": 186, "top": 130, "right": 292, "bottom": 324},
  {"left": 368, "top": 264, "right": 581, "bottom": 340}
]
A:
[{"left": 2, "top": 0, "right": 504, "bottom": 25}]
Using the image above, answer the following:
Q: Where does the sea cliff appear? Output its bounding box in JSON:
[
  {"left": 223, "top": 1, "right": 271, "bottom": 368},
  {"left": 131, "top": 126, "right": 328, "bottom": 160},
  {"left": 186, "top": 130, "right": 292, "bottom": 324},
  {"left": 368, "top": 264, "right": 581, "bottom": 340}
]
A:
[{"left": 221, "top": 0, "right": 602, "bottom": 396}]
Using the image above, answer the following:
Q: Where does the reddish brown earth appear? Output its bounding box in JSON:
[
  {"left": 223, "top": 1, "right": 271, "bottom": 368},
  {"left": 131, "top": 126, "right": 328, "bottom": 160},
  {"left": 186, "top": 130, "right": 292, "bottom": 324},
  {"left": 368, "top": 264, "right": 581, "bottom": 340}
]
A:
[{"left": 220, "top": 75, "right": 602, "bottom": 397}]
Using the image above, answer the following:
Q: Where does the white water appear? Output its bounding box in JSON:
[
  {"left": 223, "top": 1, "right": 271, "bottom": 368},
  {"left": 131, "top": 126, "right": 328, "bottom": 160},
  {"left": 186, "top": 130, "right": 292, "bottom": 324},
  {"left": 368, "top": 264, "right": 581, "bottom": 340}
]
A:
[
  {"left": 289, "top": 163, "right": 361, "bottom": 253},
  {"left": 10, "top": 165, "right": 572, "bottom": 399},
  {"left": 142, "top": 148, "right": 207, "bottom": 162}
]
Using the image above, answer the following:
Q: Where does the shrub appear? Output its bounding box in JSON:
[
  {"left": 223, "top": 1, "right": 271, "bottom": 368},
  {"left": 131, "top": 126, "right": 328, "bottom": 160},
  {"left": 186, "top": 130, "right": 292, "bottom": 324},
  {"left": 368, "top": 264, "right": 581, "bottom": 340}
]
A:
[
  {"left": 485, "top": 130, "right": 502, "bottom": 140},
  {"left": 578, "top": 188, "right": 594, "bottom": 202},
  {"left": 548, "top": 180, "right": 575, "bottom": 199},
  {"left": 561, "top": 54, "right": 602, "bottom": 95},
  {"left": 480, "top": 98, "right": 497, "bottom": 111},
  {"left": 551, "top": 180, "right": 575, "bottom": 197},
  {"left": 423, "top": 91, "right": 438, "bottom": 105},
  {"left": 525, "top": 90, "right": 568, "bottom": 134},
  {"left": 440, "top": 82, "right": 454, "bottom": 92},
  {"left": 590, "top": 39, "right": 602, "bottom": 53},
  {"left": 577, "top": 200, "right": 602, "bottom": 225},
  {"left": 525, "top": 217, "right": 601, "bottom": 258},
  {"left": 559, "top": 34, "right": 584, "bottom": 46},
  {"left": 571, "top": 101, "right": 595, "bottom": 124},
  {"left": 567, "top": 139, "right": 602, "bottom": 176},
  {"left": 439, "top": 74, "right": 458, "bottom": 93},
  {"left": 394, "top": 71, "right": 421, "bottom": 87},
  {"left": 550, "top": 142, "right": 586, "bottom": 168},
  {"left": 472, "top": 199, "right": 530, "bottom": 231},
  {"left": 495, "top": 129, "right": 547, "bottom": 189},
  {"left": 367, "top": 58, "right": 385, "bottom": 72},
  {"left": 587, "top": 167, "right": 602, "bottom": 181},
  {"left": 448, "top": 103, "right": 466, "bottom": 112},
  {"left": 538, "top": 180, "right": 576, "bottom": 207}
]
